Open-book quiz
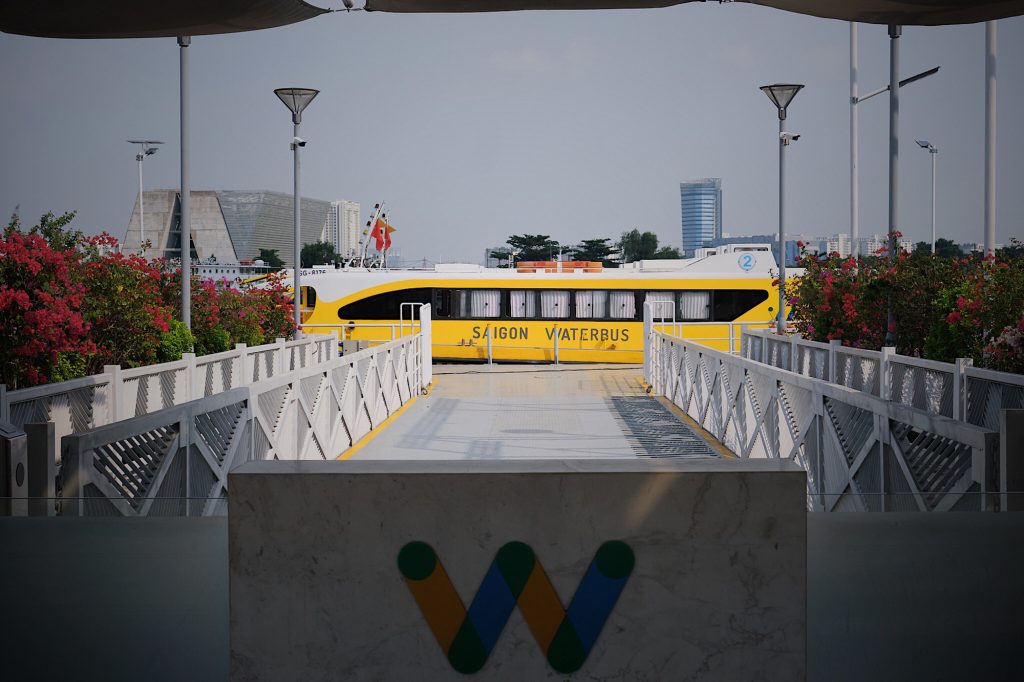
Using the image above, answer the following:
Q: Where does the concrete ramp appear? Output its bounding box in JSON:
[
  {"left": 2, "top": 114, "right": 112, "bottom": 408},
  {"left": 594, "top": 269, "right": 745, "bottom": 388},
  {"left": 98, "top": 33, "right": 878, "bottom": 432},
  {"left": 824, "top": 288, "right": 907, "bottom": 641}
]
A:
[{"left": 348, "top": 365, "right": 723, "bottom": 460}]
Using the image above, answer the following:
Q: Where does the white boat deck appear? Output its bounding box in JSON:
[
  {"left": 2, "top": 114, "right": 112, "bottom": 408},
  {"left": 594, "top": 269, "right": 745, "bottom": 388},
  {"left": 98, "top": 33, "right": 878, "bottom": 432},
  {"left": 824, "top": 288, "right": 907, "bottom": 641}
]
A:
[{"left": 346, "top": 364, "right": 728, "bottom": 461}]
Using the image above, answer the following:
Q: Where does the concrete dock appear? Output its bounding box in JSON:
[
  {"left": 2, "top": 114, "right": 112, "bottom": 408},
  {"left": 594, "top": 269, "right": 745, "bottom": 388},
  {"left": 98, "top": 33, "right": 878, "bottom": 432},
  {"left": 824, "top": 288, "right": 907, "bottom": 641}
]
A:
[{"left": 346, "top": 364, "right": 727, "bottom": 461}]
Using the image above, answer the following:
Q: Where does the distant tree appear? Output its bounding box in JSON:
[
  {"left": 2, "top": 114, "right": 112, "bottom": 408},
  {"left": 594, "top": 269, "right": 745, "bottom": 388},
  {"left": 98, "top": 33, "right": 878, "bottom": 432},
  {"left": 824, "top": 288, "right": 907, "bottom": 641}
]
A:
[
  {"left": 997, "top": 237, "right": 1024, "bottom": 261},
  {"left": 652, "top": 246, "right": 682, "bottom": 259},
  {"left": 300, "top": 241, "right": 339, "bottom": 268},
  {"left": 935, "top": 238, "right": 964, "bottom": 259},
  {"left": 913, "top": 239, "right": 963, "bottom": 259},
  {"left": 492, "top": 234, "right": 561, "bottom": 264},
  {"left": 569, "top": 238, "right": 617, "bottom": 265},
  {"left": 619, "top": 229, "right": 659, "bottom": 262},
  {"left": 258, "top": 248, "right": 285, "bottom": 268}
]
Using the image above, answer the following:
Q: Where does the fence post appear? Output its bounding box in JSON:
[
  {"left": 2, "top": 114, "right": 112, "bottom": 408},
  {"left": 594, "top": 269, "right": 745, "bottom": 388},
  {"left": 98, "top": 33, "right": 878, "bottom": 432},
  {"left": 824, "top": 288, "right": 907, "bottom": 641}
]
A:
[
  {"left": 738, "top": 324, "right": 748, "bottom": 357},
  {"left": 643, "top": 304, "right": 653, "bottom": 384},
  {"left": 103, "top": 364, "right": 125, "bottom": 421},
  {"left": 828, "top": 340, "right": 842, "bottom": 384},
  {"left": 880, "top": 346, "right": 895, "bottom": 399},
  {"left": 420, "top": 304, "right": 432, "bottom": 390},
  {"left": 1001, "top": 409, "right": 1024, "bottom": 512},
  {"left": 553, "top": 324, "right": 559, "bottom": 365},
  {"left": 235, "top": 344, "right": 249, "bottom": 388},
  {"left": 180, "top": 354, "right": 197, "bottom": 400},
  {"left": 790, "top": 334, "right": 800, "bottom": 373},
  {"left": 486, "top": 326, "right": 493, "bottom": 365},
  {"left": 0, "top": 384, "right": 8, "bottom": 423},
  {"left": 275, "top": 338, "right": 287, "bottom": 376},
  {"left": 25, "top": 422, "right": 55, "bottom": 517},
  {"left": 761, "top": 331, "right": 769, "bottom": 365},
  {"left": 953, "top": 357, "right": 973, "bottom": 422}
]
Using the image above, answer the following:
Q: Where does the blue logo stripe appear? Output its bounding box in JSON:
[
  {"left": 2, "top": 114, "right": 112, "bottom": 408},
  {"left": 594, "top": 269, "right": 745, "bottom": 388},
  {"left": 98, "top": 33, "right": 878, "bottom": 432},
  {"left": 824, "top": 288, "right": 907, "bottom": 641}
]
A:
[{"left": 466, "top": 561, "right": 517, "bottom": 651}]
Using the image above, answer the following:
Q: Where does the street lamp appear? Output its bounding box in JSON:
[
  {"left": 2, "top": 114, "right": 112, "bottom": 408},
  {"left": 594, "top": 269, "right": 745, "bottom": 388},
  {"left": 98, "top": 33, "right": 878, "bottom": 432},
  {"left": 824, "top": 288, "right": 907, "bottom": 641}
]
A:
[
  {"left": 916, "top": 140, "right": 939, "bottom": 254},
  {"left": 760, "top": 83, "right": 803, "bottom": 334},
  {"left": 273, "top": 87, "right": 319, "bottom": 336},
  {"left": 127, "top": 139, "right": 163, "bottom": 253}
]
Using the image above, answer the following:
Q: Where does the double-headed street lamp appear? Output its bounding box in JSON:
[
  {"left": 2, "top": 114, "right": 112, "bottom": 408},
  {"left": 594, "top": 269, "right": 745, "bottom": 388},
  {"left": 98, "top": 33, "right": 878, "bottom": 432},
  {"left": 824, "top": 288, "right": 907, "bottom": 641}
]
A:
[
  {"left": 273, "top": 87, "right": 319, "bottom": 336},
  {"left": 760, "top": 83, "right": 804, "bottom": 334},
  {"left": 915, "top": 140, "right": 939, "bottom": 254},
  {"left": 127, "top": 139, "right": 163, "bottom": 253}
]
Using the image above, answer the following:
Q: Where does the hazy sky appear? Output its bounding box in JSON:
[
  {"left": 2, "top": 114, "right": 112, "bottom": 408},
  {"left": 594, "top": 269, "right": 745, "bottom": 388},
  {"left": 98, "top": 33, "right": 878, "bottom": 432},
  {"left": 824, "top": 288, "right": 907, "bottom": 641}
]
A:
[{"left": 1, "top": 4, "right": 1022, "bottom": 263}]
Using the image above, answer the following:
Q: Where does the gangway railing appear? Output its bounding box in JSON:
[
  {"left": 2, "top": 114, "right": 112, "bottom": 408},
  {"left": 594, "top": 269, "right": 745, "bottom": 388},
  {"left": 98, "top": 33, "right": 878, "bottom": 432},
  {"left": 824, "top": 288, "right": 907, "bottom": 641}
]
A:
[
  {"left": 646, "top": 311, "right": 1001, "bottom": 512},
  {"left": 739, "top": 328, "right": 1024, "bottom": 430},
  {"left": 2, "top": 307, "right": 433, "bottom": 516}
]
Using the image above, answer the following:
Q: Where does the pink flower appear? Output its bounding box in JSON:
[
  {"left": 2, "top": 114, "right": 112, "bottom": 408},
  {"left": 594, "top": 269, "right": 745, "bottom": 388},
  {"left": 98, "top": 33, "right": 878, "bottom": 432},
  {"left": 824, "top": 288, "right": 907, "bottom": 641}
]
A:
[{"left": 947, "top": 311, "right": 962, "bottom": 324}]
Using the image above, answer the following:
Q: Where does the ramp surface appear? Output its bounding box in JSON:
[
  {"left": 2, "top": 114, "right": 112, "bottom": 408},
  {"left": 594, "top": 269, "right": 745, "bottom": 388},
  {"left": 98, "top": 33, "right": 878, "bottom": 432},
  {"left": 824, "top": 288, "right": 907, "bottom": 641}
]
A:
[{"left": 349, "top": 364, "right": 720, "bottom": 460}]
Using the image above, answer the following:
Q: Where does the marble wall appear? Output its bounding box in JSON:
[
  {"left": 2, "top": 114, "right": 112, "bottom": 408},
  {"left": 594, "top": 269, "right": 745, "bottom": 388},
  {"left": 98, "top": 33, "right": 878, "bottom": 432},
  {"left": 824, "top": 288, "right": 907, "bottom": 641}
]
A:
[{"left": 229, "top": 459, "right": 806, "bottom": 680}]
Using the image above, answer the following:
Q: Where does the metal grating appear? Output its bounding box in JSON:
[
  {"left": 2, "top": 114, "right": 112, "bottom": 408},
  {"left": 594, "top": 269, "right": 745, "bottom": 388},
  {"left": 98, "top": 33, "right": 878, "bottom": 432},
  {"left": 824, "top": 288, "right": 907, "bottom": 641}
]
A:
[{"left": 608, "top": 397, "right": 718, "bottom": 458}]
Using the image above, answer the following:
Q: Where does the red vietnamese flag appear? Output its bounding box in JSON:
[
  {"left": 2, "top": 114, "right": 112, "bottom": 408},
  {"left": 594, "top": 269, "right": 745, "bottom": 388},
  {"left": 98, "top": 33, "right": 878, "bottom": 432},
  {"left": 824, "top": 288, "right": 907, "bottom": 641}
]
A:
[
  {"left": 369, "top": 219, "right": 386, "bottom": 251},
  {"left": 372, "top": 217, "right": 396, "bottom": 251}
]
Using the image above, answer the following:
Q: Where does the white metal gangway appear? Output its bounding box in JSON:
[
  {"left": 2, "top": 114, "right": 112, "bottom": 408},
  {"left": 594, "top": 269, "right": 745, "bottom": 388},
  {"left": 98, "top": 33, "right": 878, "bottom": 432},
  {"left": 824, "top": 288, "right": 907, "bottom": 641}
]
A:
[
  {"left": 0, "top": 307, "right": 433, "bottom": 516},
  {"left": 644, "top": 306, "right": 1023, "bottom": 512}
]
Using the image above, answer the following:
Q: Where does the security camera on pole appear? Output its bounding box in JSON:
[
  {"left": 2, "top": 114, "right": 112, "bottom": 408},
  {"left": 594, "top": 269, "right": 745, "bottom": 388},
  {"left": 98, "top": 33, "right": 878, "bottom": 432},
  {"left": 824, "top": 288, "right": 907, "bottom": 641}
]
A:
[
  {"left": 127, "top": 139, "right": 163, "bottom": 253},
  {"left": 273, "top": 87, "right": 319, "bottom": 337},
  {"left": 760, "top": 83, "right": 804, "bottom": 334}
]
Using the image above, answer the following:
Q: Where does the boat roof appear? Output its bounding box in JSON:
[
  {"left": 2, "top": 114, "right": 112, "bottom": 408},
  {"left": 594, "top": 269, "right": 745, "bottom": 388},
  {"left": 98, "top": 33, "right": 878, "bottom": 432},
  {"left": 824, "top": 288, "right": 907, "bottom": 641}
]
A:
[{"left": 281, "top": 249, "right": 779, "bottom": 300}]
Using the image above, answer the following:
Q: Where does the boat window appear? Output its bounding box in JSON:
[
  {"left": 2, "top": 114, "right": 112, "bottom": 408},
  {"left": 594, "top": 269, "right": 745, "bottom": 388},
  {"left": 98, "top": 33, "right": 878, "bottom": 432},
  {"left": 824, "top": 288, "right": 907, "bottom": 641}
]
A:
[
  {"left": 338, "top": 287, "right": 432, "bottom": 320},
  {"left": 711, "top": 289, "right": 770, "bottom": 321},
  {"left": 509, "top": 290, "right": 537, "bottom": 318},
  {"left": 469, "top": 289, "right": 501, "bottom": 318},
  {"left": 679, "top": 291, "right": 711, "bottom": 320},
  {"left": 434, "top": 289, "right": 453, "bottom": 318},
  {"left": 575, "top": 290, "right": 608, "bottom": 319},
  {"left": 539, "top": 290, "right": 570, "bottom": 319},
  {"left": 645, "top": 292, "right": 675, "bottom": 321},
  {"left": 609, "top": 291, "right": 636, "bottom": 319}
]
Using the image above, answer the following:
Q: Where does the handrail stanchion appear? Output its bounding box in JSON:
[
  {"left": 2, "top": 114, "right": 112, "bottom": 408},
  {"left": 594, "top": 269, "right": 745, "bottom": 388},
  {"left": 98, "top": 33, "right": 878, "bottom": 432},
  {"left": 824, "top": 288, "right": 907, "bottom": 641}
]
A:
[
  {"left": 486, "top": 326, "right": 493, "bottom": 365},
  {"left": 553, "top": 324, "right": 559, "bottom": 365},
  {"left": 954, "top": 357, "right": 973, "bottom": 422},
  {"left": 103, "top": 364, "right": 125, "bottom": 421},
  {"left": 828, "top": 340, "right": 842, "bottom": 384},
  {"left": 880, "top": 346, "right": 895, "bottom": 399},
  {"left": 643, "top": 303, "right": 653, "bottom": 386}
]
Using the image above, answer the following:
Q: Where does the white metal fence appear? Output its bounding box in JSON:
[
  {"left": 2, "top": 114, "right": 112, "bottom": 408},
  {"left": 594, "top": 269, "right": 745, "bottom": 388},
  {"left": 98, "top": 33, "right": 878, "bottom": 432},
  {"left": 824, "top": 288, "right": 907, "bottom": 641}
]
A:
[
  {"left": 647, "top": 311, "right": 1001, "bottom": 512},
  {"left": 740, "top": 328, "right": 1024, "bottom": 430},
  {"left": 4, "top": 307, "right": 433, "bottom": 516}
]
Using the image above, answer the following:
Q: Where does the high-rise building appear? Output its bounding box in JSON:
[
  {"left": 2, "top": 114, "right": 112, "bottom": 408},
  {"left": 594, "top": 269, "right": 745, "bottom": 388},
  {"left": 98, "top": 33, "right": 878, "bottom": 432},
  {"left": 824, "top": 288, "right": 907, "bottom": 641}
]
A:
[
  {"left": 326, "top": 200, "right": 360, "bottom": 258},
  {"left": 680, "top": 178, "right": 722, "bottom": 257}
]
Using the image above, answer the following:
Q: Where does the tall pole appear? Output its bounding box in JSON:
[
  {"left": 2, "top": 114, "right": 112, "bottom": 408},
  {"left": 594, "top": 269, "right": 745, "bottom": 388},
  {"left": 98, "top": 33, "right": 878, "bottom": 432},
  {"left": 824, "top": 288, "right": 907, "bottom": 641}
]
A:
[
  {"left": 984, "top": 21, "right": 996, "bottom": 257},
  {"left": 293, "top": 115, "right": 302, "bottom": 335},
  {"left": 178, "top": 36, "right": 191, "bottom": 331},
  {"left": 931, "top": 149, "right": 937, "bottom": 254},
  {"left": 137, "top": 153, "right": 145, "bottom": 252},
  {"left": 885, "top": 24, "right": 900, "bottom": 348},
  {"left": 850, "top": 22, "right": 859, "bottom": 259},
  {"left": 778, "top": 113, "right": 787, "bottom": 333}
]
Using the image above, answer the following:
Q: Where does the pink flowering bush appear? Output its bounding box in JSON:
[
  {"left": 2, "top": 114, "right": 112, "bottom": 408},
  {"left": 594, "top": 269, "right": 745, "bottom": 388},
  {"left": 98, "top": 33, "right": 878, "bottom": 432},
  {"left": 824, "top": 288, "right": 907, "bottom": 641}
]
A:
[
  {"left": 1, "top": 213, "right": 296, "bottom": 388},
  {"left": 0, "top": 216, "right": 94, "bottom": 388},
  {"left": 789, "top": 238, "right": 1024, "bottom": 373}
]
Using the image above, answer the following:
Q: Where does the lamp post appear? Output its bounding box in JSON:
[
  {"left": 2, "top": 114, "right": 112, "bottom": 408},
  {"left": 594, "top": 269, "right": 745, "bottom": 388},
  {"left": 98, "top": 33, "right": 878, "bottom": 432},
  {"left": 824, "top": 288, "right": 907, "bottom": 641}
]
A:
[
  {"left": 760, "top": 83, "right": 804, "bottom": 334},
  {"left": 127, "top": 140, "right": 162, "bottom": 253},
  {"left": 273, "top": 87, "right": 319, "bottom": 336},
  {"left": 915, "top": 140, "right": 938, "bottom": 254}
]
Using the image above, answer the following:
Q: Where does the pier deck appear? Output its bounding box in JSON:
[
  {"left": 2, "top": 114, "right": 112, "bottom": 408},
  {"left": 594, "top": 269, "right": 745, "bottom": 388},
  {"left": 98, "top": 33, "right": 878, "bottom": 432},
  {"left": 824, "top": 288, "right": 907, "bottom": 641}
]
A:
[{"left": 346, "top": 363, "right": 726, "bottom": 460}]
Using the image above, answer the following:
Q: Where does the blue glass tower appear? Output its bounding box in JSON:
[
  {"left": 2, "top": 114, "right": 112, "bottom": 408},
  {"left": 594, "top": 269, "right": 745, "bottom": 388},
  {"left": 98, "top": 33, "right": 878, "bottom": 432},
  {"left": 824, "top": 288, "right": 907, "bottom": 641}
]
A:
[{"left": 680, "top": 178, "right": 722, "bottom": 257}]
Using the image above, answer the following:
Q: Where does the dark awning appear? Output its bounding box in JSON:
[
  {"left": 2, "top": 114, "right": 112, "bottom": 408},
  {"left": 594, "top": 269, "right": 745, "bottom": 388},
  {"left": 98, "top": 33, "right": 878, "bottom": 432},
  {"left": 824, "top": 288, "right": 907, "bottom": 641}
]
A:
[
  {"left": 362, "top": 0, "right": 1024, "bottom": 26},
  {"left": 0, "top": 0, "right": 327, "bottom": 39}
]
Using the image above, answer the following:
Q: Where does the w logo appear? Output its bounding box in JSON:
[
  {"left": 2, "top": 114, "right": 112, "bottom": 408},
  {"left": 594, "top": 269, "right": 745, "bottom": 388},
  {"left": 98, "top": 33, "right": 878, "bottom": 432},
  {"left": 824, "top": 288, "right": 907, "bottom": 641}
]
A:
[{"left": 398, "top": 540, "right": 635, "bottom": 674}]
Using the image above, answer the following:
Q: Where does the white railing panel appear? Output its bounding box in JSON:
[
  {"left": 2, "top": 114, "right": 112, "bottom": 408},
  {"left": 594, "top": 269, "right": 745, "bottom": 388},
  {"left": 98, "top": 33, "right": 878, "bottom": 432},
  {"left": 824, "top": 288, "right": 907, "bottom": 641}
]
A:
[{"left": 652, "top": 332, "right": 999, "bottom": 512}]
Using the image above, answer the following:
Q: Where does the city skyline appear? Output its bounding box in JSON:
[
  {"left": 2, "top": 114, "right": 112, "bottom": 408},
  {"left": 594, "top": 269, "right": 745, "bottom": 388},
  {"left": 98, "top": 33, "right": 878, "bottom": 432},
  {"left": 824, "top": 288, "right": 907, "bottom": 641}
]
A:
[{"left": 2, "top": 6, "right": 1022, "bottom": 262}]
